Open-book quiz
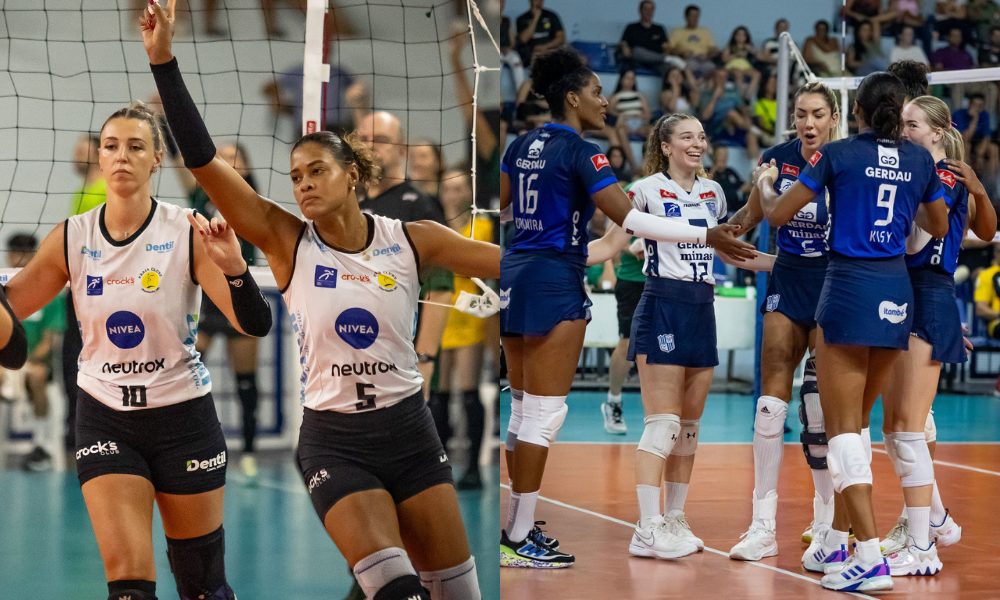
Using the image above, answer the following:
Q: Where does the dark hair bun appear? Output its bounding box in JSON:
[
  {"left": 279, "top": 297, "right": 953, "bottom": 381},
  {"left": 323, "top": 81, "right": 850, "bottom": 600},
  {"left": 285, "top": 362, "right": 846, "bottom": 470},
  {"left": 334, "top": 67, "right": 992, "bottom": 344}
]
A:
[{"left": 530, "top": 47, "right": 586, "bottom": 99}]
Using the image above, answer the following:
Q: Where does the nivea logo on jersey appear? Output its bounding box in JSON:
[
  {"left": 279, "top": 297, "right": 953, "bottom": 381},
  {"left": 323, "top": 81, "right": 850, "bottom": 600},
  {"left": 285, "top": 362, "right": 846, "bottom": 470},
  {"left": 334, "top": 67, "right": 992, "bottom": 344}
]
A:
[
  {"left": 658, "top": 334, "right": 675, "bottom": 353},
  {"left": 591, "top": 154, "right": 610, "bottom": 171},
  {"left": 314, "top": 265, "right": 339, "bottom": 288},
  {"left": 865, "top": 166, "right": 911, "bottom": 182},
  {"left": 102, "top": 358, "right": 165, "bottom": 374},
  {"left": 80, "top": 246, "right": 101, "bottom": 260},
  {"left": 186, "top": 451, "right": 226, "bottom": 472},
  {"left": 335, "top": 308, "right": 379, "bottom": 349},
  {"left": 527, "top": 139, "right": 545, "bottom": 159},
  {"left": 878, "top": 301, "right": 908, "bottom": 324},
  {"left": 808, "top": 151, "right": 822, "bottom": 167},
  {"left": 145, "top": 241, "right": 174, "bottom": 253},
  {"left": 106, "top": 311, "right": 145, "bottom": 349},
  {"left": 937, "top": 169, "right": 957, "bottom": 188},
  {"left": 371, "top": 244, "right": 402, "bottom": 257},
  {"left": 766, "top": 294, "right": 780, "bottom": 312},
  {"left": 878, "top": 145, "right": 899, "bottom": 169},
  {"left": 660, "top": 190, "right": 678, "bottom": 199},
  {"left": 781, "top": 164, "right": 800, "bottom": 177},
  {"left": 663, "top": 202, "right": 682, "bottom": 217},
  {"left": 87, "top": 275, "right": 103, "bottom": 296}
]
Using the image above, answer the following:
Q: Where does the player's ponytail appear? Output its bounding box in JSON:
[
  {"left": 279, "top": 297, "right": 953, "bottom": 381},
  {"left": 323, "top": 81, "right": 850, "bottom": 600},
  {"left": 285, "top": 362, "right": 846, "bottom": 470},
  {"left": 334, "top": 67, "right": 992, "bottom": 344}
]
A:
[
  {"left": 907, "top": 95, "right": 965, "bottom": 162},
  {"left": 101, "top": 100, "right": 165, "bottom": 153},
  {"left": 642, "top": 113, "right": 707, "bottom": 179},
  {"left": 856, "top": 71, "right": 906, "bottom": 141},
  {"left": 293, "top": 130, "right": 383, "bottom": 185},
  {"left": 530, "top": 47, "right": 593, "bottom": 120}
]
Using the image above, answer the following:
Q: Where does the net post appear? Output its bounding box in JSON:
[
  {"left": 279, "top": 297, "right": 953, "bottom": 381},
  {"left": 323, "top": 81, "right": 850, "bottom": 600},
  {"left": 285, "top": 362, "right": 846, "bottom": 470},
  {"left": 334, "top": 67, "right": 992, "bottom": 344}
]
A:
[
  {"left": 775, "top": 32, "right": 792, "bottom": 145},
  {"left": 302, "top": 0, "right": 330, "bottom": 137}
]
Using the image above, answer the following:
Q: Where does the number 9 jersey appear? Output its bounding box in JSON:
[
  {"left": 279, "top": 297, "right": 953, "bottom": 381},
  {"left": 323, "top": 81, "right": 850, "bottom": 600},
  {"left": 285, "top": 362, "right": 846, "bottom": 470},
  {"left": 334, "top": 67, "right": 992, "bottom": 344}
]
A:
[
  {"left": 798, "top": 131, "right": 944, "bottom": 258},
  {"left": 628, "top": 172, "right": 728, "bottom": 284}
]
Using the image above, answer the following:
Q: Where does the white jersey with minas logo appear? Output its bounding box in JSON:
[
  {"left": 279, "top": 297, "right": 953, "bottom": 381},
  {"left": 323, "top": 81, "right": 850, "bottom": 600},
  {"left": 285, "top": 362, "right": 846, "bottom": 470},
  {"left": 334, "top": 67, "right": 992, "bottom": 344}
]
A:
[
  {"left": 281, "top": 214, "right": 423, "bottom": 413},
  {"left": 66, "top": 200, "right": 211, "bottom": 410},
  {"left": 628, "top": 172, "right": 728, "bottom": 285}
]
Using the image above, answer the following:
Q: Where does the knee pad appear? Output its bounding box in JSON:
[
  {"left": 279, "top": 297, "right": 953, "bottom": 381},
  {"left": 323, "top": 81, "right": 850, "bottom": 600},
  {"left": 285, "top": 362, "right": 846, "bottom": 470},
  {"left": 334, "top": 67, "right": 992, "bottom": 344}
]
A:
[
  {"left": 516, "top": 393, "right": 567, "bottom": 448},
  {"left": 827, "top": 433, "right": 872, "bottom": 493},
  {"left": 798, "top": 387, "right": 828, "bottom": 470},
  {"left": 354, "top": 547, "right": 427, "bottom": 600},
  {"left": 637, "top": 414, "right": 681, "bottom": 459},
  {"left": 505, "top": 388, "right": 523, "bottom": 452},
  {"left": 924, "top": 410, "right": 937, "bottom": 443},
  {"left": 165, "top": 526, "right": 234, "bottom": 600},
  {"left": 108, "top": 580, "right": 157, "bottom": 600},
  {"left": 888, "top": 431, "right": 935, "bottom": 487},
  {"left": 673, "top": 419, "right": 700, "bottom": 456},
  {"left": 754, "top": 396, "right": 787, "bottom": 439},
  {"left": 420, "top": 557, "right": 481, "bottom": 600}
]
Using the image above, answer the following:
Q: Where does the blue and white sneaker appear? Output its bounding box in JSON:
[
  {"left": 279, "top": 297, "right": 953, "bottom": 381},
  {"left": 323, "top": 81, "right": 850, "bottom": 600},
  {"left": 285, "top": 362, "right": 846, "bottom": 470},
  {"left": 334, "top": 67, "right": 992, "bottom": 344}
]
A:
[
  {"left": 803, "top": 539, "right": 849, "bottom": 573},
  {"left": 529, "top": 521, "right": 559, "bottom": 550},
  {"left": 501, "top": 529, "right": 574, "bottom": 568},
  {"left": 821, "top": 556, "right": 893, "bottom": 592}
]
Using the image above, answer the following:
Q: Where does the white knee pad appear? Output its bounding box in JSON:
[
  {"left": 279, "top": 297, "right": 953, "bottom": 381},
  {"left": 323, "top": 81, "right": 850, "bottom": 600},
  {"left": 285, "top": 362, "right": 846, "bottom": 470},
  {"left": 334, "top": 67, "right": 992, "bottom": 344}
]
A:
[
  {"left": 889, "top": 431, "right": 935, "bottom": 487},
  {"left": 516, "top": 393, "right": 568, "bottom": 448},
  {"left": 924, "top": 410, "right": 937, "bottom": 443},
  {"left": 673, "top": 419, "right": 700, "bottom": 456},
  {"left": 637, "top": 414, "right": 681, "bottom": 459},
  {"left": 754, "top": 396, "right": 787, "bottom": 438},
  {"left": 505, "top": 388, "right": 524, "bottom": 451},
  {"left": 420, "top": 557, "right": 481, "bottom": 600},
  {"left": 827, "top": 433, "right": 873, "bottom": 493}
]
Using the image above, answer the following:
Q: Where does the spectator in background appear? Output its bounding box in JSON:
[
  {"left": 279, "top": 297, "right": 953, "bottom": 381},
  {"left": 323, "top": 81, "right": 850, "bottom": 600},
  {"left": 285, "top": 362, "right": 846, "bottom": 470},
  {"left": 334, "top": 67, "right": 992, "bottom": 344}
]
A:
[
  {"left": 884, "top": 0, "right": 933, "bottom": 56},
  {"left": 972, "top": 246, "right": 1000, "bottom": 395},
  {"left": 609, "top": 70, "right": 653, "bottom": 165},
  {"left": 754, "top": 72, "right": 778, "bottom": 147},
  {"left": 847, "top": 20, "right": 891, "bottom": 75},
  {"left": 757, "top": 18, "right": 790, "bottom": 70},
  {"left": 932, "top": 27, "right": 976, "bottom": 70},
  {"left": 618, "top": 0, "right": 673, "bottom": 75},
  {"left": 954, "top": 93, "right": 1000, "bottom": 196},
  {"left": 606, "top": 145, "right": 634, "bottom": 181},
  {"left": 980, "top": 25, "right": 1000, "bottom": 65},
  {"left": 843, "top": 0, "right": 886, "bottom": 31},
  {"left": 407, "top": 140, "right": 444, "bottom": 198},
  {"left": 513, "top": 78, "right": 551, "bottom": 133},
  {"left": 708, "top": 146, "right": 751, "bottom": 213},
  {"left": 723, "top": 26, "right": 762, "bottom": 100},
  {"left": 515, "top": 0, "right": 565, "bottom": 67},
  {"left": 804, "top": 20, "right": 844, "bottom": 76},
  {"left": 935, "top": 0, "right": 973, "bottom": 42},
  {"left": 669, "top": 4, "right": 718, "bottom": 76},
  {"left": 658, "top": 65, "right": 699, "bottom": 116},
  {"left": 499, "top": 0, "right": 526, "bottom": 95},
  {"left": 264, "top": 54, "right": 358, "bottom": 134},
  {"left": 700, "top": 68, "right": 760, "bottom": 158},
  {"left": 889, "top": 25, "right": 930, "bottom": 64},
  {"left": 967, "top": 0, "right": 1000, "bottom": 42}
]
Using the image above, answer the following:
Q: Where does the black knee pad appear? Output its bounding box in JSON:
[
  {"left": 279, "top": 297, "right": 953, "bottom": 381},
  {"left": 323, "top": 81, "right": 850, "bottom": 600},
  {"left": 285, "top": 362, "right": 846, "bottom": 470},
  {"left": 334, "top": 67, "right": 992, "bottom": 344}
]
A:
[
  {"left": 166, "top": 526, "right": 235, "bottom": 600},
  {"left": 373, "top": 575, "right": 431, "bottom": 600},
  {"left": 798, "top": 392, "right": 828, "bottom": 470},
  {"left": 108, "top": 580, "right": 157, "bottom": 600}
]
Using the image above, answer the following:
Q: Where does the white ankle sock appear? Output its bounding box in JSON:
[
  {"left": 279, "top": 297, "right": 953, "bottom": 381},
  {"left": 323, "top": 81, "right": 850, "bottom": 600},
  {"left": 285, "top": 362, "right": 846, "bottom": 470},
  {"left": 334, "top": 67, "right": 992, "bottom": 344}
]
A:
[
  {"left": 828, "top": 529, "right": 849, "bottom": 549},
  {"left": 507, "top": 491, "right": 539, "bottom": 542},
  {"left": 607, "top": 392, "right": 622, "bottom": 405},
  {"left": 907, "top": 506, "right": 931, "bottom": 548},
  {"left": 930, "top": 481, "right": 946, "bottom": 525},
  {"left": 855, "top": 539, "right": 881, "bottom": 567},
  {"left": 31, "top": 416, "right": 49, "bottom": 447},
  {"left": 636, "top": 485, "right": 660, "bottom": 527},
  {"left": 663, "top": 481, "right": 689, "bottom": 514}
]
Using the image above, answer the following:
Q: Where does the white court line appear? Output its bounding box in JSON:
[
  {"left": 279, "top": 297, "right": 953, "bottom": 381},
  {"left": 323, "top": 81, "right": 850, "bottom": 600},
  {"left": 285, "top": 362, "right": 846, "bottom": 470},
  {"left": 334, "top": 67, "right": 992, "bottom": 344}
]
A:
[{"left": 499, "top": 484, "right": 877, "bottom": 600}]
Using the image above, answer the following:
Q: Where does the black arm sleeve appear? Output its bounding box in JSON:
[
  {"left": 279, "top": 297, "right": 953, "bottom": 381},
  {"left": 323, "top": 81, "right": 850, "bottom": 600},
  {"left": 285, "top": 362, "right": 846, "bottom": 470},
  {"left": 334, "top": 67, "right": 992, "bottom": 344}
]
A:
[
  {"left": 0, "top": 286, "right": 27, "bottom": 370},
  {"left": 150, "top": 58, "right": 217, "bottom": 169},
  {"left": 224, "top": 268, "right": 273, "bottom": 337}
]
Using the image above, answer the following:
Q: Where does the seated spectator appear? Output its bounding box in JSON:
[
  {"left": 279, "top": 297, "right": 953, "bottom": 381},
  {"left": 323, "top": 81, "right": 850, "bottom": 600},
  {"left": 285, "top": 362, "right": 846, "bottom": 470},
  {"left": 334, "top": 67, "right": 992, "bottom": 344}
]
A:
[
  {"left": 843, "top": 0, "right": 885, "bottom": 31},
  {"left": 979, "top": 25, "right": 1000, "bottom": 65},
  {"left": 804, "top": 20, "right": 844, "bottom": 76},
  {"left": 618, "top": 0, "right": 672, "bottom": 75},
  {"left": 967, "top": 0, "right": 1000, "bottom": 43},
  {"left": 932, "top": 27, "right": 975, "bottom": 71},
  {"left": 723, "top": 26, "right": 762, "bottom": 100},
  {"left": 884, "top": 0, "right": 933, "bottom": 55},
  {"left": 890, "top": 25, "right": 930, "bottom": 64},
  {"left": 699, "top": 68, "right": 759, "bottom": 158},
  {"left": 847, "top": 20, "right": 891, "bottom": 75},
  {"left": 708, "top": 146, "right": 752, "bottom": 212},
  {"left": 515, "top": 0, "right": 565, "bottom": 68},
  {"left": 499, "top": 0, "right": 526, "bottom": 96},
  {"left": 753, "top": 73, "right": 778, "bottom": 147},
  {"left": 658, "top": 65, "right": 699, "bottom": 116},
  {"left": 974, "top": 244, "right": 1000, "bottom": 342},
  {"left": 407, "top": 140, "right": 444, "bottom": 198},
  {"left": 935, "top": 0, "right": 973, "bottom": 43},
  {"left": 955, "top": 93, "right": 1000, "bottom": 194},
  {"left": 606, "top": 145, "right": 634, "bottom": 181},
  {"left": 609, "top": 70, "right": 653, "bottom": 164},
  {"left": 757, "top": 18, "right": 790, "bottom": 70},
  {"left": 513, "top": 79, "right": 551, "bottom": 133},
  {"left": 669, "top": 4, "right": 718, "bottom": 76}
]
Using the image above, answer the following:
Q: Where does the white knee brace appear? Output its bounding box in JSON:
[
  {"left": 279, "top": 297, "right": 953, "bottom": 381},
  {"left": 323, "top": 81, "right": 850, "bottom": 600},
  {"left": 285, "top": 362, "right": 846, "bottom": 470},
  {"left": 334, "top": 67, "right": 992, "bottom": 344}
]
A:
[
  {"left": 827, "top": 433, "right": 872, "bottom": 493},
  {"left": 516, "top": 393, "right": 568, "bottom": 448},
  {"left": 420, "top": 557, "right": 481, "bottom": 600},
  {"left": 505, "top": 388, "right": 524, "bottom": 451},
  {"left": 887, "top": 431, "right": 935, "bottom": 487},
  {"left": 754, "top": 396, "right": 787, "bottom": 438},
  {"left": 924, "top": 410, "right": 937, "bottom": 443},
  {"left": 673, "top": 419, "right": 700, "bottom": 456},
  {"left": 637, "top": 414, "right": 681, "bottom": 459}
]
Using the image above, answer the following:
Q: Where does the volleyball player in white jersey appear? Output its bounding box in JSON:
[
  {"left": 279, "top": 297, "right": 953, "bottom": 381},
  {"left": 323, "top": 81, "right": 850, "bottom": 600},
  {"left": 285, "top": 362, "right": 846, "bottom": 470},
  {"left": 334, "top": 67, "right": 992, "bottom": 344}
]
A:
[
  {"left": 4, "top": 100, "right": 272, "bottom": 600},
  {"left": 143, "top": 3, "right": 496, "bottom": 598},
  {"left": 589, "top": 114, "right": 774, "bottom": 559}
]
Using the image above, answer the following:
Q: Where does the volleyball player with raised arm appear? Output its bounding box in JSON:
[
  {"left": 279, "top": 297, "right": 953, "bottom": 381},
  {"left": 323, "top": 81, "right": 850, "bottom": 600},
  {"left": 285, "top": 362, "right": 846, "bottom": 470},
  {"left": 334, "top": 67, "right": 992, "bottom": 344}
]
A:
[
  {"left": 4, "top": 98, "right": 272, "bottom": 600},
  {"left": 143, "top": 3, "right": 498, "bottom": 599},
  {"left": 726, "top": 82, "right": 842, "bottom": 563},
  {"left": 498, "top": 48, "right": 756, "bottom": 568},
  {"left": 757, "top": 71, "right": 950, "bottom": 593},
  {"left": 877, "top": 95, "right": 996, "bottom": 577}
]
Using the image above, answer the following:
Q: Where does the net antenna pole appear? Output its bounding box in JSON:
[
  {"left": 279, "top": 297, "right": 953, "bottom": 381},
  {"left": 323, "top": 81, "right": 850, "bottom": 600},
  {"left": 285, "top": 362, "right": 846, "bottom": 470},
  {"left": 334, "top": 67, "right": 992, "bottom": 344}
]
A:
[
  {"left": 775, "top": 32, "right": 792, "bottom": 145},
  {"left": 464, "top": 0, "right": 502, "bottom": 239},
  {"left": 303, "top": 0, "right": 330, "bottom": 136},
  {"left": 840, "top": 0, "right": 849, "bottom": 138}
]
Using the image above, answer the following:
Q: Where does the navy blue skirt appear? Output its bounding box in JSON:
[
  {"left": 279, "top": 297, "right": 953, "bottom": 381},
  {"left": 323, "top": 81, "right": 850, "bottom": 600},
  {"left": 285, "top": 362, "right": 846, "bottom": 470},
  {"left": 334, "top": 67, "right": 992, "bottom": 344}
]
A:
[
  {"left": 761, "top": 252, "right": 829, "bottom": 329},
  {"left": 816, "top": 253, "right": 913, "bottom": 349},
  {"left": 499, "top": 250, "right": 592, "bottom": 337},
  {"left": 909, "top": 267, "right": 967, "bottom": 364},
  {"left": 627, "top": 278, "right": 718, "bottom": 368}
]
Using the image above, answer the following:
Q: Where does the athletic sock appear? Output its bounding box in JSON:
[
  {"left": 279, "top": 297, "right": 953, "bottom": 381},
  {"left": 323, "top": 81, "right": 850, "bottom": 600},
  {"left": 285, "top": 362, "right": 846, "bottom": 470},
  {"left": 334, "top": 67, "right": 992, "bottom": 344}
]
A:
[
  {"left": 930, "top": 481, "right": 946, "bottom": 525},
  {"left": 607, "top": 392, "right": 622, "bottom": 405},
  {"left": 907, "top": 506, "right": 931, "bottom": 548},
  {"left": 636, "top": 485, "right": 660, "bottom": 527},
  {"left": 663, "top": 481, "right": 689, "bottom": 514},
  {"left": 507, "top": 491, "right": 539, "bottom": 542},
  {"left": 505, "top": 491, "right": 518, "bottom": 534},
  {"left": 855, "top": 538, "right": 881, "bottom": 568},
  {"left": 752, "top": 397, "right": 786, "bottom": 504},
  {"left": 900, "top": 504, "right": 908, "bottom": 520},
  {"left": 235, "top": 372, "right": 258, "bottom": 453},
  {"left": 31, "top": 414, "right": 50, "bottom": 448},
  {"left": 811, "top": 468, "right": 835, "bottom": 504},
  {"left": 828, "top": 528, "right": 849, "bottom": 549}
]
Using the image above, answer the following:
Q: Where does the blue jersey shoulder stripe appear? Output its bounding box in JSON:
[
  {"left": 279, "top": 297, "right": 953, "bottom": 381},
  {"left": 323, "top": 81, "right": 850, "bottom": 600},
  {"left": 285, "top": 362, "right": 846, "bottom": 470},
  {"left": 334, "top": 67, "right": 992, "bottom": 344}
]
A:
[
  {"left": 588, "top": 176, "right": 618, "bottom": 196},
  {"left": 798, "top": 172, "right": 822, "bottom": 193}
]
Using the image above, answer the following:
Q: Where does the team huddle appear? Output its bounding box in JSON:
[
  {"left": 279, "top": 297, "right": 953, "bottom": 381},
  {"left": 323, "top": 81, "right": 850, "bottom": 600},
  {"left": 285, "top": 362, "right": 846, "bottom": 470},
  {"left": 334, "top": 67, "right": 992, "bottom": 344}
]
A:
[{"left": 496, "top": 45, "right": 993, "bottom": 595}]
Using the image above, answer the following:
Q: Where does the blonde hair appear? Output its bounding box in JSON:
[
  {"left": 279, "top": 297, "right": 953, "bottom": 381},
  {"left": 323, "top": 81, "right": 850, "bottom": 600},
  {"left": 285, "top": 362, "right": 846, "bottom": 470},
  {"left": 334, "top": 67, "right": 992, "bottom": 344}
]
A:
[
  {"left": 100, "top": 100, "right": 164, "bottom": 152},
  {"left": 641, "top": 113, "right": 708, "bottom": 178},
  {"left": 907, "top": 95, "right": 964, "bottom": 162},
  {"left": 794, "top": 81, "right": 842, "bottom": 142}
]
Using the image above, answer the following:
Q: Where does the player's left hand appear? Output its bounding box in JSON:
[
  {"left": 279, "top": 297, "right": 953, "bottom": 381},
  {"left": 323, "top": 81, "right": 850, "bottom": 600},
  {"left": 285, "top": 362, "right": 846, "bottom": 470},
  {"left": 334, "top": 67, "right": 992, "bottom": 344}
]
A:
[
  {"left": 628, "top": 237, "right": 645, "bottom": 259},
  {"left": 453, "top": 278, "right": 500, "bottom": 318},
  {"left": 188, "top": 211, "right": 247, "bottom": 277},
  {"left": 963, "top": 325, "right": 974, "bottom": 355},
  {"left": 752, "top": 158, "right": 777, "bottom": 187},
  {"left": 141, "top": 0, "right": 176, "bottom": 65},
  {"left": 945, "top": 158, "right": 988, "bottom": 199}
]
